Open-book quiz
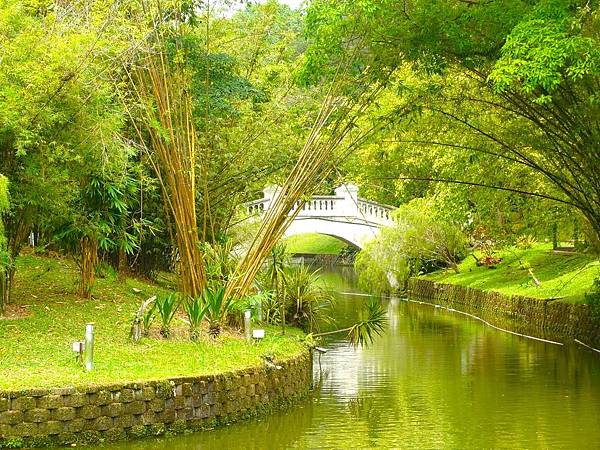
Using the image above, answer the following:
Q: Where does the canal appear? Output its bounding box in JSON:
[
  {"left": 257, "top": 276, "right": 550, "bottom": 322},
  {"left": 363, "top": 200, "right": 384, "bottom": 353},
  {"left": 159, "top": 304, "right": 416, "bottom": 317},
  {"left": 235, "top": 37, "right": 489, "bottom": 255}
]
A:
[{"left": 105, "top": 266, "right": 600, "bottom": 449}]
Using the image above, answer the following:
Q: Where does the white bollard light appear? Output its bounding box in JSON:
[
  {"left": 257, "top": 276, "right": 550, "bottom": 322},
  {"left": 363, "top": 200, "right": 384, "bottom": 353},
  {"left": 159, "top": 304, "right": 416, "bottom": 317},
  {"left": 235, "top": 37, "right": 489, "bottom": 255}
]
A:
[
  {"left": 244, "top": 310, "right": 252, "bottom": 342},
  {"left": 84, "top": 323, "right": 94, "bottom": 372}
]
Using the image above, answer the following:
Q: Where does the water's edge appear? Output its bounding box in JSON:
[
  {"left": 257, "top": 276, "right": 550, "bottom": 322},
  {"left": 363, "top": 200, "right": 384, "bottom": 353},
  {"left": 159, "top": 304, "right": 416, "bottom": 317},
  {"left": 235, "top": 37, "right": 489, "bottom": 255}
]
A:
[
  {"left": 409, "top": 278, "right": 600, "bottom": 349},
  {"left": 0, "top": 351, "right": 312, "bottom": 448}
]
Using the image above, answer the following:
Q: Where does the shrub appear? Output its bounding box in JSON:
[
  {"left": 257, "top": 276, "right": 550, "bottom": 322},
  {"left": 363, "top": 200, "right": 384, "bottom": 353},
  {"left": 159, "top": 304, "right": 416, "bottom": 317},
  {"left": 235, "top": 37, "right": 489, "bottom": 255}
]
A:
[
  {"left": 183, "top": 296, "right": 208, "bottom": 341},
  {"left": 155, "top": 293, "right": 180, "bottom": 338},
  {"left": 202, "top": 286, "right": 233, "bottom": 338},
  {"left": 284, "top": 265, "right": 333, "bottom": 333},
  {"left": 355, "top": 199, "right": 467, "bottom": 293},
  {"left": 516, "top": 234, "right": 537, "bottom": 249}
]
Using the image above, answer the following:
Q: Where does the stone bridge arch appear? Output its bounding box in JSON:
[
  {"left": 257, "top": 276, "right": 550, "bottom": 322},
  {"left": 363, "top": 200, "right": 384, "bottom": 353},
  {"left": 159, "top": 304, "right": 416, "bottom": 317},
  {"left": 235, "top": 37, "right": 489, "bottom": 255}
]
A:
[{"left": 246, "top": 184, "right": 395, "bottom": 250}]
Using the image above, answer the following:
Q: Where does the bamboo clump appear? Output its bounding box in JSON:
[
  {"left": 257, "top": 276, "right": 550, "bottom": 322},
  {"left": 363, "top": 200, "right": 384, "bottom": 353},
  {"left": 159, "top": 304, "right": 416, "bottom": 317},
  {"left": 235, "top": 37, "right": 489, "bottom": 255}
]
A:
[{"left": 126, "top": 48, "right": 206, "bottom": 297}]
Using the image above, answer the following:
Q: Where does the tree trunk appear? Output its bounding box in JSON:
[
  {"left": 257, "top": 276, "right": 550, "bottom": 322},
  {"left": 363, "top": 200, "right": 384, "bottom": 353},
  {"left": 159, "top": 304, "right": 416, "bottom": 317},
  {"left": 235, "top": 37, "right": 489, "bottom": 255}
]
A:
[
  {"left": 80, "top": 236, "right": 98, "bottom": 299},
  {"left": 117, "top": 248, "right": 127, "bottom": 282}
]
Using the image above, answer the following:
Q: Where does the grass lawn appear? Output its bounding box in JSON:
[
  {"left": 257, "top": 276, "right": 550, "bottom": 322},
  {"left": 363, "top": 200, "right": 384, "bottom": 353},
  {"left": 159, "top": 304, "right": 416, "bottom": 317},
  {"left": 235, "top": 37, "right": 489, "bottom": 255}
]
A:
[
  {"left": 423, "top": 244, "right": 600, "bottom": 304},
  {"left": 0, "top": 254, "right": 305, "bottom": 391},
  {"left": 284, "top": 233, "right": 349, "bottom": 255}
]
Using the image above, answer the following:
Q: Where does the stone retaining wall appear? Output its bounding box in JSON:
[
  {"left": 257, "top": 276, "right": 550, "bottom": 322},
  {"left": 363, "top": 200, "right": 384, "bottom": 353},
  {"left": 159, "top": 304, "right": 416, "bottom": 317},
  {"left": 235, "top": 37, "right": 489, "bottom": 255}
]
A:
[
  {"left": 0, "top": 351, "right": 312, "bottom": 448},
  {"left": 408, "top": 279, "right": 600, "bottom": 348}
]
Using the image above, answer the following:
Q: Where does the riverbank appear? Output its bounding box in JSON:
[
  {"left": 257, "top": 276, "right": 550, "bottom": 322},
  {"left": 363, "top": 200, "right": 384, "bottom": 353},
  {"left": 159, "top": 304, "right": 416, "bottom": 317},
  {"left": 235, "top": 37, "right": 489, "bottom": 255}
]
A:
[
  {"left": 423, "top": 244, "right": 599, "bottom": 303},
  {"left": 0, "top": 255, "right": 307, "bottom": 390},
  {"left": 0, "top": 254, "right": 313, "bottom": 447},
  {"left": 408, "top": 278, "right": 600, "bottom": 349}
]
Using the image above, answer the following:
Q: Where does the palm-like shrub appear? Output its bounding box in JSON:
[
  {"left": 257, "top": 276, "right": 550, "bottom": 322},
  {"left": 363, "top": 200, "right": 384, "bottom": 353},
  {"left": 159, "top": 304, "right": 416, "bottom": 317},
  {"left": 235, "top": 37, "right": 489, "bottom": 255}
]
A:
[
  {"left": 155, "top": 293, "right": 180, "bottom": 338},
  {"left": 285, "top": 265, "right": 333, "bottom": 333},
  {"left": 183, "top": 296, "right": 208, "bottom": 341},
  {"left": 202, "top": 286, "right": 233, "bottom": 338}
]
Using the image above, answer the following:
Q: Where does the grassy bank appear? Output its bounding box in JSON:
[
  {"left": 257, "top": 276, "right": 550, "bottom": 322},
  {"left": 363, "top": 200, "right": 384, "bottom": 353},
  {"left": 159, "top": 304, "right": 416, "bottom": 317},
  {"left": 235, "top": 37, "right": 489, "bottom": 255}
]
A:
[
  {"left": 284, "top": 233, "right": 348, "bottom": 255},
  {"left": 0, "top": 254, "right": 305, "bottom": 391},
  {"left": 423, "top": 244, "right": 599, "bottom": 304}
]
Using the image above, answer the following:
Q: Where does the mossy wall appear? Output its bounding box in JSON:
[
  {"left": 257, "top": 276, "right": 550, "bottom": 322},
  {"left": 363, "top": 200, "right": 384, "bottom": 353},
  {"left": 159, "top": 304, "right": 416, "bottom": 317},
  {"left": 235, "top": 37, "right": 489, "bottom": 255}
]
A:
[
  {"left": 408, "top": 279, "right": 600, "bottom": 348},
  {"left": 0, "top": 351, "right": 312, "bottom": 448}
]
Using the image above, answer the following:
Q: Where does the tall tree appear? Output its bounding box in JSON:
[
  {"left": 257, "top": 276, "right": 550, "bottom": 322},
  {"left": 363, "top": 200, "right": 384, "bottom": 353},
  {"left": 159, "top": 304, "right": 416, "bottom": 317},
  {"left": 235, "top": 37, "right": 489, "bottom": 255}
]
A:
[{"left": 305, "top": 0, "right": 600, "bottom": 244}]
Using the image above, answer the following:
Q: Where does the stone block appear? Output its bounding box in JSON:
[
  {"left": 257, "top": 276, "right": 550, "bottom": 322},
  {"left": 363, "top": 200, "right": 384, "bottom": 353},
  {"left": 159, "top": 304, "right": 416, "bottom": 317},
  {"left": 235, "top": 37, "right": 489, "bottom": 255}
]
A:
[
  {"left": 94, "top": 416, "right": 112, "bottom": 431},
  {"left": 107, "top": 402, "right": 123, "bottom": 417},
  {"left": 134, "top": 389, "right": 144, "bottom": 401},
  {"left": 37, "top": 394, "right": 62, "bottom": 410},
  {"left": 181, "top": 383, "right": 193, "bottom": 397},
  {"left": 0, "top": 410, "right": 23, "bottom": 425},
  {"left": 149, "top": 399, "right": 165, "bottom": 413},
  {"left": 160, "top": 409, "right": 176, "bottom": 424},
  {"left": 172, "top": 397, "right": 185, "bottom": 409},
  {"left": 79, "top": 405, "right": 102, "bottom": 420},
  {"left": 65, "top": 418, "right": 86, "bottom": 433},
  {"left": 96, "top": 390, "right": 112, "bottom": 405},
  {"left": 66, "top": 392, "right": 87, "bottom": 408},
  {"left": 40, "top": 420, "right": 63, "bottom": 436},
  {"left": 24, "top": 408, "right": 50, "bottom": 423},
  {"left": 195, "top": 404, "right": 210, "bottom": 419},
  {"left": 203, "top": 392, "right": 216, "bottom": 405},
  {"left": 105, "top": 428, "right": 127, "bottom": 442},
  {"left": 113, "top": 414, "right": 133, "bottom": 429},
  {"left": 125, "top": 401, "right": 145, "bottom": 415},
  {"left": 143, "top": 387, "right": 156, "bottom": 401},
  {"left": 0, "top": 423, "right": 13, "bottom": 439},
  {"left": 120, "top": 389, "right": 135, "bottom": 403},
  {"left": 13, "top": 396, "right": 36, "bottom": 411},
  {"left": 0, "top": 398, "right": 8, "bottom": 412},
  {"left": 53, "top": 407, "right": 76, "bottom": 422},
  {"left": 176, "top": 407, "right": 193, "bottom": 420},
  {"left": 142, "top": 410, "right": 156, "bottom": 425},
  {"left": 13, "top": 421, "right": 37, "bottom": 437},
  {"left": 199, "top": 381, "right": 208, "bottom": 395}
]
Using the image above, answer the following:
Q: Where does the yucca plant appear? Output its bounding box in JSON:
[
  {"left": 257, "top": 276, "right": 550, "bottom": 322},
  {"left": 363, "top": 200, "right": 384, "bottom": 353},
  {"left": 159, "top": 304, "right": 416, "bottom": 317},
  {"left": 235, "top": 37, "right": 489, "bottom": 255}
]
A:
[
  {"left": 183, "top": 296, "right": 209, "bottom": 341},
  {"left": 202, "top": 286, "right": 234, "bottom": 338},
  {"left": 155, "top": 293, "right": 180, "bottom": 338},
  {"left": 142, "top": 299, "right": 157, "bottom": 337},
  {"left": 285, "top": 265, "right": 334, "bottom": 333},
  {"left": 313, "top": 298, "right": 387, "bottom": 347}
]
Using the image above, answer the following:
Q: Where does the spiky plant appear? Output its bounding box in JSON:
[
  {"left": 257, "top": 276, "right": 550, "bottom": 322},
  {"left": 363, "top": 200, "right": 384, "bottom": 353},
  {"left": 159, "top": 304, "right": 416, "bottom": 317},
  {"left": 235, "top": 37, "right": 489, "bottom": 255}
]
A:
[
  {"left": 313, "top": 297, "right": 387, "bottom": 347},
  {"left": 155, "top": 293, "right": 180, "bottom": 338},
  {"left": 202, "top": 286, "right": 233, "bottom": 339},
  {"left": 142, "top": 299, "right": 157, "bottom": 337},
  {"left": 183, "top": 296, "right": 208, "bottom": 341},
  {"left": 285, "top": 265, "right": 334, "bottom": 333}
]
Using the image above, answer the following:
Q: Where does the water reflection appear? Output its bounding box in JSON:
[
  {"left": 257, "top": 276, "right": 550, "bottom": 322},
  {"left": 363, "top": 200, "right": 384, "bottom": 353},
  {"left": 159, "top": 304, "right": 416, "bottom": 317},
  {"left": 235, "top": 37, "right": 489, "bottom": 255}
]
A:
[{"left": 104, "top": 266, "right": 600, "bottom": 449}]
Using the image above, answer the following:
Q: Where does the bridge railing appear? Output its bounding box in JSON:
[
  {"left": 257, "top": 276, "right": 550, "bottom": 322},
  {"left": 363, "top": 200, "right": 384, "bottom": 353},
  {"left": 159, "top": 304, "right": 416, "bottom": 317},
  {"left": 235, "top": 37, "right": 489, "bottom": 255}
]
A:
[{"left": 245, "top": 185, "right": 395, "bottom": 226}]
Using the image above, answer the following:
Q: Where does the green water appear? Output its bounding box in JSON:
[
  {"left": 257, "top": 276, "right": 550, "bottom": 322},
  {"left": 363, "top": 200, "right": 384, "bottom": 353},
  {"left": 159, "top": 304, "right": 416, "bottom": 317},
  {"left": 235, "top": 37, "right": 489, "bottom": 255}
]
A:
[{"left": 106, "top": 267, "right": 600, "bottom": 449}]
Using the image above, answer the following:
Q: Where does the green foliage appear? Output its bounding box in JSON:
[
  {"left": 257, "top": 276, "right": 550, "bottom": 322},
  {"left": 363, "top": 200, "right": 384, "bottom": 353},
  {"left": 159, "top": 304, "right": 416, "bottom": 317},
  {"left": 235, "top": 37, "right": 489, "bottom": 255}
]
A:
[
  {"left": 142, "top": 300, "right": 157, "bottom": 337},
  {"left": 490, "top": 0, "right": 600, "bottom": 97},
  {"left": 202, "top": 286, "right": 234, "bottom": 338},
  {"left": 155, "top": 293, "right": 181, "bottom": 338},
  {"left": 284, "top": 233, "right": 349, "bottom": 255},
  {"left": 0, "top": 174, "right": 8, "bottom": 256},
  {"left": 516, "top": 234, "right": 538, "bottom": 250},
  {"left": 356, "top": 199, "right": 467, "bottom": 293},
  {"left": 284, "top": 265, "right": 333, "bottom": 333},
  {"left": 346, "top": 298, "right": 387, "bottom": 348},
  {"left": 182, "top": 296, "right": 209, "bottom": 341}
]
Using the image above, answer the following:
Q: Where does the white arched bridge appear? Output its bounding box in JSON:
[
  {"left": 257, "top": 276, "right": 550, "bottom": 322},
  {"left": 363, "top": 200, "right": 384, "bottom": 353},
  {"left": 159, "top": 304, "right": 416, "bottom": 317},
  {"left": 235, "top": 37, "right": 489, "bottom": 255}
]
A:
[{"left": 245, "top": 184, "right": 395, "bottom": 249}]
